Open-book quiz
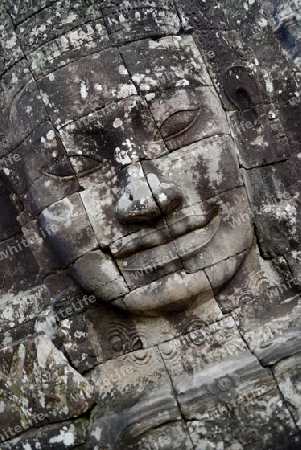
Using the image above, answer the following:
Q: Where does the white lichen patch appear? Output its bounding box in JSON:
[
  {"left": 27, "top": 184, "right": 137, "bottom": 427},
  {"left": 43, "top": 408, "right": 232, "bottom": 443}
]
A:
[
  {"left": 80, "top": 81, "right": 88, "bottom": 99},
  {"left": 0, "top": 286, "right": 48, "bottom": 334},
  {"left": 49, "top": 426, "right": 75, "bottom": 445},
  {"left": 46, "top": 130, "right": 55, "bottom": 140},
  {"left": 113, "top": 118, "right": 123, "bottom": 128}
]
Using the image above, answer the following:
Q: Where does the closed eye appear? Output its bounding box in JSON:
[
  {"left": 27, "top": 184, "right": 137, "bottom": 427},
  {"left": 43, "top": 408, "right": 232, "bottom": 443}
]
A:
[
  {"left": 41, "top": 155, "right": 76, "bottom": 180},
  {"left": 42, "top": 154, "right": 101, "bottom": 179},
  {"left": 159, "top": 109, "right": 201, "bottom": 142}
]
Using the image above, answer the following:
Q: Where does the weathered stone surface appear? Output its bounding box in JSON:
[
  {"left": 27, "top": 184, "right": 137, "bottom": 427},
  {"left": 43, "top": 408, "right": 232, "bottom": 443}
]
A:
[
  {"left": 0, "top": 319, "right": 36, "bottom": 350},
  {"left": 4, "top": 0, "right": 53, "bottom": 24},
  {"left": 120, "top": 35, "right": 212, "bottom": 92},
  {"left": 59, "top": 301, "right": 142, "bottom": 372},
  {"left": 0, "top": 334, "right": 94, "bottom": 440},
  {"left": 232, "top": 278, "right": 301, "bottom": 358},
  {"left": 0, "top": 235, "right": 40, "bottom": 294},
  {"left": 27, "top": 19, "right": 110, "bottom": 79},
  {"left": 242, "top": 160, "right": 301, "bottom": 257},
  {"left": 16, "top": 0, "right": 103, "bottom": 54},
  {"left": 0, "top": 61, "right": 47, "bottom": 154},
  {"left": 0, "top": 12, "right": 23, "bottom": 75},
  {"left": 130, "top": 292, "right": 222, "bottom": 348},
  {"left": 187, "top": 387, "right": 298, "bottom": 449},
  {"left": 101, "top": 0, "right": 181, "bottom": 45},
  {"left": 0, "top": 175, "right": 21, "bottom": 241},
  {"left": 79, "top": 175, "right": 165, "bottom": 248},
  {"left": 88, "top": 346, "right": 192, "bottom": 449},
  {"left": 261, "top": 0, "right": 301, "bottom": 67},
  {"left": 118, "top": 241, "right": 183, "bottom": 290},
  {"left": 38, "top": 193, "right": 98, "bottom": 266},
  {"left": 1, "top": 0, "right": 301, "bottom": 447},
  {"left": 285, "top": 249, "right": 301, "bottom": 291},
  {"left": 16, "top": 121, "right": 79, "bottom": 216},
  {"left": 122, "top": 269, "right": 214, "bottom": 316},
  {"left": 180, "top": 188, "right": 254, "bottom": 274},
  {"left": 274, "top": 352, "right": 301, "bottom": 429},
  {"left": 0, "top": 421, "right": 87, "bottom": 449},
  {"left": 175, "top": 351, "right": 275, "bottom": 420},
  {"left": 142, "top": 134, "right": 241, "bottom": 207},
  {"left": 22, "top": 219, "right": 64, "bottom": 276},
  {"left": 207, "top": 246, "right": 284, "bottom": 314},
  {"left": 0, "top": 285, "right": 50, "bottom": 334},
  {"left": 158, "top": 316, "right": 247, "bottom": 380},
  {"left": 38, "top": 49, "right": 137, "bottom": 128},
  {"left": 228, "top": 105, "right": 290, "bottom": 168}
]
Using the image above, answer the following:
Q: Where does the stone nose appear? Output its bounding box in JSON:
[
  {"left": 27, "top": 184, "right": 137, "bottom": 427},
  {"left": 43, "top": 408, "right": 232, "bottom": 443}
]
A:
[{"left": 116, "top": 163, "right": 183, "bottom": 224}]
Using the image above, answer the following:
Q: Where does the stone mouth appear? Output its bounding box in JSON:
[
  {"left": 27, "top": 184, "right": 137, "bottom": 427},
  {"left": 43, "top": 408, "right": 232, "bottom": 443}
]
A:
[
  {"left": 111, "top": 208, "right": 219, "bottom": 259},
  {"left": 119, "top": 209, "right": 221, "bottom": 272}
]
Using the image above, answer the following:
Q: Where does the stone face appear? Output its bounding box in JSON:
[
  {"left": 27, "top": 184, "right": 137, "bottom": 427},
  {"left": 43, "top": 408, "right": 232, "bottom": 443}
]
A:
[{"left": 1, "top": 0, "right": 301, "bottom": 448}]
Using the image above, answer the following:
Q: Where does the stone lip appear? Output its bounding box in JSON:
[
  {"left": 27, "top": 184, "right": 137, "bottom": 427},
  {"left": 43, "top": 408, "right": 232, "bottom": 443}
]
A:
[{"left": 115, "top": 208, "right": 220, "bottom": 266}]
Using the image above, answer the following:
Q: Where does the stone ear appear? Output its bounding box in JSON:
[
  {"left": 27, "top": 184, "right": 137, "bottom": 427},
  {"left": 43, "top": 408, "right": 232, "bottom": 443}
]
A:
[{"left": 223, "top": 65, "right": 262, "bottom": 111}]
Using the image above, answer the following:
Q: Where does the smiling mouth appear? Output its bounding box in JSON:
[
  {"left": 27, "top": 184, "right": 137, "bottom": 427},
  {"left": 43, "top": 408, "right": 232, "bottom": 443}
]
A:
[{"left": 112, "top": 208, "right": 221, "bottom": 272}]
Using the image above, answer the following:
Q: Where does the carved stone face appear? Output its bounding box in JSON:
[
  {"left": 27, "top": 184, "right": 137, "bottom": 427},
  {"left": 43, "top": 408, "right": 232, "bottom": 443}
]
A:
[{"left": 22, "top": 35, "right": 253, "bottom": 315}]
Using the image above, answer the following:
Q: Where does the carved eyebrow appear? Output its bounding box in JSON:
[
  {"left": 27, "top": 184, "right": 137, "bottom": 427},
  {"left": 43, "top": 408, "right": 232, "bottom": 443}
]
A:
[{"left": 159, "top": 108, "right": 202, "bottom": 141}]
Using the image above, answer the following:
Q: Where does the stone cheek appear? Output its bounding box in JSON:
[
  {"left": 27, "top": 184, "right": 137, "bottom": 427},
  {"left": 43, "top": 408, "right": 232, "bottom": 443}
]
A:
[
  {"left": 70, "top": 250, "right": 129, "bottom": 302},
  {"left": 38, "top": 192, "right": 98, "bottom": 266}
]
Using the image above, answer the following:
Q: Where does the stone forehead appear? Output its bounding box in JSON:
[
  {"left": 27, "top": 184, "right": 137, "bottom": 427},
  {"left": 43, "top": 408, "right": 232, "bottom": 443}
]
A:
[
  {"left": 4, "top": 0, "right": 181, "bottom": 79},
  {"left": 37, "top": 34, "right": 210, "bottom": 128}
]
